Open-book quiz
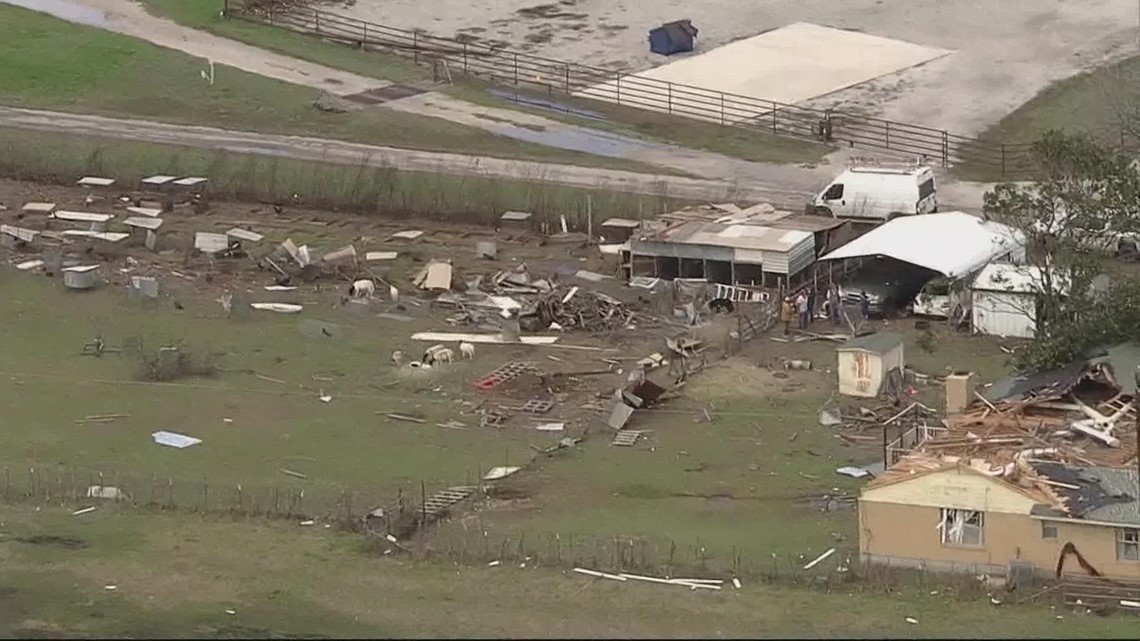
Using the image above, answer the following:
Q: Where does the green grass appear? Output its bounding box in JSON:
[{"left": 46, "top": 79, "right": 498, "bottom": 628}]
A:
[
  {"left": 136, "top": 0, "right": 831, "bottom": 166},
  {"left": 0, "top": 271, "right": 539, "bottom": 510},
  {"left": 2, "top": 505, "right": 1136, "bottom": 638},
  {"left": 431, "top": 322, "right": 1014, "bottom": 571},
  {"left": 0, "top": 127, "right": 685, "bottom": 225},
  {"left": 955, "top": 53, "right": 1140, "bottom": 181},
  {"left": 0, "top": 4, "right": 673, "bottom": 175}
]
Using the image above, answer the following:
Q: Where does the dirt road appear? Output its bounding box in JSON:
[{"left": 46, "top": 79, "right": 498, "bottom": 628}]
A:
[{"left": 0, "top": 106, "right": 812, "bottom": 203}]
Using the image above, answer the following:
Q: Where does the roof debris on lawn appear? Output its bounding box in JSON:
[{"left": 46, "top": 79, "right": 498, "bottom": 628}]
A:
[{"left": 152, "top": 431, "right": 202, "bottom": 448}]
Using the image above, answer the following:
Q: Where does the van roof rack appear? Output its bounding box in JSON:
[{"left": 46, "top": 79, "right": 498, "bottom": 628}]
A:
[{"left": 846, "top": 156, "right": 927, "bottom": 173}]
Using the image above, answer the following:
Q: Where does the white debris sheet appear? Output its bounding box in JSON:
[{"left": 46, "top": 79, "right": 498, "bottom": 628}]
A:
[
  {"left": 152, "top": 431, "right": 202, "bottom": 448},
  {"left": 250, "top": 303, "right": 303, "bottom": 313},
  {"left": 411, "top": 332, "right": 559, "bottom": 345}
]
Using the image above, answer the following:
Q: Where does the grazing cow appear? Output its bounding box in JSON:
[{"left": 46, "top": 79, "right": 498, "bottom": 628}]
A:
[
  {"left": 349, "top": 279, "right": 375, "bottom": 298},
  {"left": 434, "top": 347, "right": 454, "bottom": 364},
  {"left": 391, "top": 350, "right": 404, "bottom": 366},
  {"left": 459, "top": 342, "right": 475, "bottom": 359},
  {"left": 389, "top": 284, "right": 399, "bottom": 301}
]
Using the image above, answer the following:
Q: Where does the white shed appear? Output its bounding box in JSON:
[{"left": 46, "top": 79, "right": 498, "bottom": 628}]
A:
[
  {"left": 971, "top": 264, "right": 1066, "bottom": 339},
  {"left": 836, "top": 332, "right": 905, "bottom": 398}
]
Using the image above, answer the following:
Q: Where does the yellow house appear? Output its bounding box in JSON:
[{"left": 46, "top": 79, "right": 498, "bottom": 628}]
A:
[{"left": 859, "top": 456, "right": 1140, "bottom": 580}]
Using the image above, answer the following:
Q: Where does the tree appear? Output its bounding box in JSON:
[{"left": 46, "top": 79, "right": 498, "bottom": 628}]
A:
[{"left": 982, "top": 131, "right": 1140, "bottom": 370}]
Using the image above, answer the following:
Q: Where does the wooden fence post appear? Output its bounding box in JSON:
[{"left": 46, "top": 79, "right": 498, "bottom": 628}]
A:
[
  {"left": 314, "top": 10, "right": 320, "bottom": 35},
  {"left": 720, "top": 94, "right": 725, "bottom": 125},
  {"left": 514, "top": 53, "right": 519, "bottom": 85},
  {"left": 942, "top": 131, "right": 949, "bottom": 167},
  {"left": 463, "top": 43, "right": 468, "bottom": 74},
  {"left": 413, "top": 31, "right": 419, "bottom": 64},
  {"left": 885, "top": 121, "right": 891, "bottom": 148},
  {"left": 667, "top": 84, "right": 672, "bottom": 114},
  {"left": 615, "top": 73, "right": 621, "bottom": 104}
]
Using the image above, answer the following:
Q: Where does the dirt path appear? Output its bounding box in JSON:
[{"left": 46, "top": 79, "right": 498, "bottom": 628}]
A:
[{"left": 0, "top": 106, "right": 807, "bottom": 202}]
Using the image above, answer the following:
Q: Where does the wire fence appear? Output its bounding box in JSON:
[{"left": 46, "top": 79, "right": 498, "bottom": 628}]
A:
[
  {"left": 4, "top": 464, "right": 446, "bottom": 529},
  {"left": 226, "top": 0, "right": 1038, "bottom": 178}
]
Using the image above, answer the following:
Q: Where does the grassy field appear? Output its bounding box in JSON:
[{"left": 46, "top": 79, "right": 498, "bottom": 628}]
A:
[
  {"left": 433, "top": 321, "right": 1015, "bottom": 569},
  {"left": 0, "top": 127, "right": 684, "bottom": 224},
  {"left": 3, "top": 504, "right": 1136, "bottom": 638},
  {"left": 0, "top": 268, "right": 543, "bottom": 509},
  {"left": 955, "top": 54, "right": 1140, "bottom": 180},
  {"left": 137, "top": 0, "right": 831, "bottom": 166},
  {"left": 0, "top": 4, "right": 673, "bottom": 175}
]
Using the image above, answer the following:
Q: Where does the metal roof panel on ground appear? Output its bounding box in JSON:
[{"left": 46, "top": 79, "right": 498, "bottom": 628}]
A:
[
  {"left": 836, "top": 331, "right": 902, "bottom": 354},
  {"left": 819, "top": 212, "right": 1025, "bottom": 278}
]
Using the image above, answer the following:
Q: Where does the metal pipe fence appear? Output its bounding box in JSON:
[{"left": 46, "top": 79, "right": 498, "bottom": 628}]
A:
[{"left": 226, "top": 0, "right": 1038, "bottom": 178}]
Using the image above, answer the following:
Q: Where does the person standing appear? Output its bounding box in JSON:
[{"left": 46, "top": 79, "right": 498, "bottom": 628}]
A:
[
  {"left": 780, "top": 296, "right": 795, "bottom": 335},
  {"left": 828, "top": 283, "right": 841, "bottom": 327},
  {"left": 795, "top": 290, "right": 809, "bottom": 329},
  {"left": 859, "top": 290, "right": 871, "bottom": 320},
  {"left": 806, "top": 287, "right": 817, "bottom": 327}
]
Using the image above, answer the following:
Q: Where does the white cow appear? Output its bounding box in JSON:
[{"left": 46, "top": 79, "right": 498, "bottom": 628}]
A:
[
  {"left": 389, "top": 284, "right": 399, "bottom": 302},
  {"left": 391, "top": 350, "right": 404, "bottom": 366},
  {"left": 434, "top": 348, "right": 454, "bottom": 364},
  {"left": 349, "top": 279, "right": 375, "bottom": 298},
  {"left": 459, "top": 342, "right": 475, "bottom": 359}
]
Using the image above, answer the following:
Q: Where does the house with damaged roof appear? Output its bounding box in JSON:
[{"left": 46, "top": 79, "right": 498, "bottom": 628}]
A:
[
  {"left": 861, "top": 343, "right": 1140, "bottom": 580},
  {"left": 859, "top": 454, "right": 1139, "bottom": 580}
]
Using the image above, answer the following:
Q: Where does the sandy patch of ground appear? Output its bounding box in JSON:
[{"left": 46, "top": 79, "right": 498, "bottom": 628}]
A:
[{"left": 330, "top": 0, "right": 1140, "bottom": 134}]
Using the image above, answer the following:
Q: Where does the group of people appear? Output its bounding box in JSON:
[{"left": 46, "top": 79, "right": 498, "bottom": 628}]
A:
[{"left": 780, "top": 283, "right": 870, "bottom": 335}]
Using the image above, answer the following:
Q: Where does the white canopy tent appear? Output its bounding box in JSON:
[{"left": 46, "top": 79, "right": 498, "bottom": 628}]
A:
[{"left": 819, "top": 212, "right": 1025, "bottom": 277}]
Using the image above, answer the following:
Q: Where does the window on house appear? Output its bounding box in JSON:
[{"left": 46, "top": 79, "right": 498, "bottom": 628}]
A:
[
  {"left": 939, "top": 508, "right": 984, "bottom": 547},
  {"left": 1117, "top": 528, "right": 1140, "bottom": 561},
  {"left": 1041, "top": 521, "right": 1057, "bottom": 540}
]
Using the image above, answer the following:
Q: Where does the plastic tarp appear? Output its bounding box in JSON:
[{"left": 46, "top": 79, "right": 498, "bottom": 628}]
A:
[{"left": 819, "top": 212, "right": 1025, "bottom": 278}]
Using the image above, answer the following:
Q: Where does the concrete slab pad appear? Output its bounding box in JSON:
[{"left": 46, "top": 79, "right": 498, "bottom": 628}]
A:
[{"left": 580, "top": 23, "right": 950, "bottom": 114}]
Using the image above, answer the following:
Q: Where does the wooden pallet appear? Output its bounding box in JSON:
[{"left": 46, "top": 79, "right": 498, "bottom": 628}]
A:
[
  {"left": 472, "top": 361, "right": 538, "bottom": 390},
  {"left": 612, "top": 430, "right": 643, "bottom": 447},
  {"left": 419, "top": 485, "right": 478, "bottom": 521}
]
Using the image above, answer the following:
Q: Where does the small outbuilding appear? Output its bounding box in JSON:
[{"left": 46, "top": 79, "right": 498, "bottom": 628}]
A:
[
  {"left": 648, "top": 20, "right": 698, "bottom": 56},
  {"left": 971, "top": 264, "right": 1069, "bottom": 339},
  {"left": 836, "top": 332, "right": 904, "bottom": 398}
]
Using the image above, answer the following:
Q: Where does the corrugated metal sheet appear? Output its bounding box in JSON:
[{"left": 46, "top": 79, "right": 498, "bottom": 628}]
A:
[{"left": 972, "top": 290, "right": 1037, "bottom": 339}]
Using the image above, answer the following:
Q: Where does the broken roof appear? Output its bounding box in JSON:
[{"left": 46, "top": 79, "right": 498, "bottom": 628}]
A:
[
  {"left": 820, "top": 212, "right": 1025, "bottom": 278},
  {"left": 638, "top": 220, "right": 813, "bottom": 253},
  {"left": 1031, "top": 462, "right": 1139, "bottom": 526},
  {"left": 836, "top": 331, "right": 902, "bottom": 354},
  {"left": 985, "top": 342, "right": 1140, "bottom": 402}
]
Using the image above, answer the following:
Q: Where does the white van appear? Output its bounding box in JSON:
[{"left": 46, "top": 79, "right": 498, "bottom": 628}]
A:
[{"left": 810, "top": 160, "right": 937, "bottom": 222}]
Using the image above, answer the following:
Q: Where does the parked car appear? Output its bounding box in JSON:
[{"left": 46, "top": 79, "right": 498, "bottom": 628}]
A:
[
  {"left": 810, "top": 159, "right": 937, "bottom": 222},
  {"left": 838, "top": 259, "right": 931, "bottom": 317}
]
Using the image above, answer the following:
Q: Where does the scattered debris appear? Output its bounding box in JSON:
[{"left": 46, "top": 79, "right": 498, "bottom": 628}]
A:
[
  {"left": 250, "top": 303, "right": 303, "bottom": 313},
  {"left": 612, "top": 429, "right": 643, "bottom": 446},
  {"left": 71, "top": 506, "right": 97, "bottom": 516},
  {"left": 573, "top": 567, "right": 627, "bottom": 582},
  {"left": 385, "top": 413, "right": 426, "bottom": 424},
  {"left": 365, "top": 251, "right": 399, "bottom": 261},
  {"left": 151, "top": 431, "right": 202, "bottom": 449},
  {"left": 483, "top": 466, "right": 521, "bottom": 481},
  {"left": 391, "top": 230, "right": 424, "bottom": 240},
  {"left": 835, "top": 466, "right": 872, "bottom": 479},
  {"left": 802, "top": 548, "right": 836, "bottom": 570},
  {"left": 279, "top": 468, "right": 308, "bottom": 480},
  {"left": 534, "top": 422, "right": 565, "bottom": 432}
]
